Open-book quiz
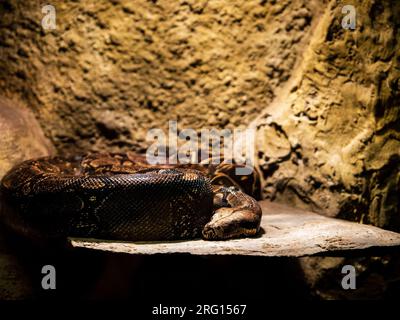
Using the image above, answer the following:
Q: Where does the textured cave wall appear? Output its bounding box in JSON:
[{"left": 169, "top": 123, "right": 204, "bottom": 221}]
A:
[
  {"left": 254, "top": 0, "right": 400, "bottom": 232},
  {"left": 0, "top": 0, "right": 321, "bottom": 155}
]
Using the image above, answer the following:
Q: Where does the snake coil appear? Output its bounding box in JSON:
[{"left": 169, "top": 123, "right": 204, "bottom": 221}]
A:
[{"left": 0, "top": 153, "right": 262, "bottom": 241}]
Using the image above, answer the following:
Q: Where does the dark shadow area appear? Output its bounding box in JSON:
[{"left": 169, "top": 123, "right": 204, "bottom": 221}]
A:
[{"left": 2, "top": 225, "right": 312, "bottom": 301}]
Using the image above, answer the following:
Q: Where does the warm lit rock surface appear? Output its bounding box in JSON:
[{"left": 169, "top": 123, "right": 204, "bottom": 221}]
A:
[
  {"left": 254, "top": 0, "right": 400, "bottom": 232},
  {"left": 0, "top": 0, "right": 321, "bottom": 155},
  {"left": 0, "top": 97, "right": 55, "bottom": 177}
]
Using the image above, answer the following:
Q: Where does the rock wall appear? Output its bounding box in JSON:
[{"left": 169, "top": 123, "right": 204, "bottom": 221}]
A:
[
  {"left": 0, "top": 0, "right": 321, "bottom": 155},
  {"left": 254, "top": 0, "right": 400, "bottom": 232}
]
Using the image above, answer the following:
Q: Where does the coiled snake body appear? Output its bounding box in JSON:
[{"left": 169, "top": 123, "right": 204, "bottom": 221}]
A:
[{"left": 0, "top": 152, "right": 262, "bottom": 241}]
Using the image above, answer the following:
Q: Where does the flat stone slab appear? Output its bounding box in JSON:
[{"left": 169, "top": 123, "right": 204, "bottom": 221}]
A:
[{"left": 69, "top": 201, "right": 400, "bottom": 257}]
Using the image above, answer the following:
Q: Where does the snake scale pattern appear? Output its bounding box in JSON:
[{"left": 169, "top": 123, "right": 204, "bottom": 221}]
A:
[{"left": 0, "top": 152, "right": 262, "bottom": 241}]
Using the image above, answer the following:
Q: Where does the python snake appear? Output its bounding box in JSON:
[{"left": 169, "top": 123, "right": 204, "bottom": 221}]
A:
[{"left": 0, "top": 152, "right": 262, "bottom": 241}]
